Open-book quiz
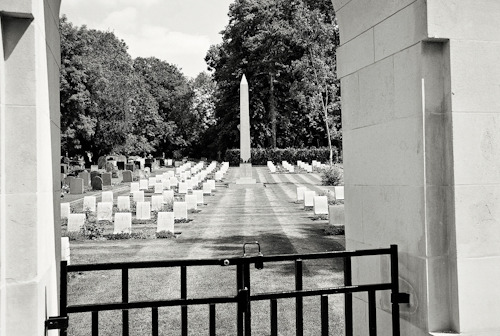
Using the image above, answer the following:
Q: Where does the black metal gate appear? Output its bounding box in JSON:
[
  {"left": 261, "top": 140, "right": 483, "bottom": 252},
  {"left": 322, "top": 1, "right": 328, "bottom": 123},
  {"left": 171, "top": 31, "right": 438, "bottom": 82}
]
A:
[{"left": 47, "top": 244, "right": 409, "bottom": 335}]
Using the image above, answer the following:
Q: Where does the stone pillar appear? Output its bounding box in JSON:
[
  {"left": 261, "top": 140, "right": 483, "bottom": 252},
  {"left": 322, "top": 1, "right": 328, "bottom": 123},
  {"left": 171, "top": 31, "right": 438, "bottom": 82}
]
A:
[
  {"left": 0, "top": 0, "right": 61, "bottom": 335},
  {"left": 240, "top": 74, "right": 251, "bottom": 163},
  {"left": 332, "top": 0, "right": 500, "bottom": 334}
]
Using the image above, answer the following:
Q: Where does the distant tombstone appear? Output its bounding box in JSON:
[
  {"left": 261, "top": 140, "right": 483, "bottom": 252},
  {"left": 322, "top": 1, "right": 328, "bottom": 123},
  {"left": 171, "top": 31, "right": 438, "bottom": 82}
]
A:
[
  {"left": 313, "top": 196, "right": 329, "bottom": 215},
  {"left": 101, "top": 191, "right": 113, "bottom": 203},
  {"left": 130, "top": 182, "right": 140, "bottom": 193},
  {"left": 83, "top": 196, "right": 96, "bottom": 212},
  {"left": 151, "top": 195, "right": 164, "bottom": 211},
  {"left": 133, "top": 191, "right": 145, "bottom": 203},
  {"left": 159, "top": 159, "right": 165, "bottom": 167},
  {"left": 90, "top": 171, "right": 101, "bottom": 180},
  {"left": 67, "top": 214, "right": 85, "bottom": 232},
  {"left": 162, "top": 179, "right": 171, "bottom": 190},
  {"left": 202, "top": 182, "right": 211, "bottom": 195},
  {"left": 166, "top": 159, "right": 173, "bottom": 166},
  {"left": 334, "top": 186, "right": 345, "bottom": 201},
  {"left": 169, "top": 177, "right": 178, "bottom": 188},
  {"left": 163, "top": 190, "right": 174, "bottom": 203},
  {"left": 117, "top": 196, "right": 131, "bottom": 211},
  {"left": 136, "top": 201, "right": 151, "bottom": 220},
  {"left": 178, "top": 182, "right": 187, "bottom": 195},
  {"left": 207, "top": 179, "right": 216, "bottom": 191},
  {"left": 102, "top": 173, "right": 112, "bottom": 186},
  {"left": 185, "top": 179, "right": 193, "bottom": 191},
  {"left": 61, "top": 237, "right": 70, "bottom": 264},
  {"left": 78, "top": 171, "right": 90, "bottom": 187},
  {"left": 303, "top": 191, "right": 316, "bottom": 208},
  {"left": 90, "top": 165, "right": 99, "bottom": 172},
  {"left": 296, "top": 187, "right": 307, "bottom": 202},
  {"left": 145, "top": 167, "right": 151, "bottom": 174},
  {"left": 60, "top": 203, "right": 70, "bottom": 219},
  {"left": 329, "top": 205, "right": 345, "bottom": 225},
  {"left": 134, "top": 161, "right": 141, "bottom": 170},
  {"left": 97, "top": 202, "right": 113, "bottom": 221},
  {"left": 117, "top": 161, "right": 125, "bottom": 170},
  {"left": 70, "top": 178, "right": 84, "bottom": 194},
  {"left": 193, "top": 190, "right": 204, "bottom": 205},
  {"left": 126, "top": 163, "right": 135, "bottom": 171},
  {"left": 185, "top": 195, "right": 197, "bottom": 211},
  {"left": 91, "top": 176, "right": 103, "bottom": 191},
  {"left": 139, "top": 179, "right": 149, "bottom": 190},
  {"left": 154, "top": 183, "right": 164, "bottom": 194},
  {"left": 148, "top": 177, "right": 156, "bottom": 187},
  {"left": 122, "top": 170, "right": 133, "bottom": 183},
  {"left": 157, "top": 212, "right": 174, "bottom": 233},
  {"left": 173, "top": 202, "right": 188, "bottom": 220},
  {"left": 105, "top": 162, "right": 114, "bottom": 172},
  {"left": 215, "top": 171, "right": 223, "bottom": 181},
  {"left": 114, "top": 213, "right": 132, "bottom": 234}
]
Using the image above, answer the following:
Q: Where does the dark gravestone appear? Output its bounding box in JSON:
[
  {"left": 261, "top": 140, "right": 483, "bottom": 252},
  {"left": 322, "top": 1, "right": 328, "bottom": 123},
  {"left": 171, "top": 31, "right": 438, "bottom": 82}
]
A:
[
  {"left": 102, "top": 173, "right": 112, "bottom": 186},
  {"left": 91, "top": 176, "right": 103, "bottom": 191},
  {"left": 145, "top": 163, "right": 152, "bottom": 171},
  {"left": 117, "top": 161, "right": 125, "bottom": 170},
  {"left": 126, "top": 163, "right": 135, "bottom": 171},
  {"left": 159, "top": 159, "right": 165, "bottom": 167},
  {"left": 65, "top": 175, "right": 75, "bottom": 186},
  {"left": 105, "top": 162, "right": 114, "bottom": 172},
  {"left": 134, "top": 161, "right": 141, "bottom": 170},
  {"left": 78, "top": 171, "right": 90, "bottom": 187},
  {"left": 90, "top": 171, "right": 101, "bottom": 181},
  {"left": 70, "top": 178, "right": 84, "bottom": 194},
  {"left": 122, "top": 170, "right": 133, "bottom": 183}
]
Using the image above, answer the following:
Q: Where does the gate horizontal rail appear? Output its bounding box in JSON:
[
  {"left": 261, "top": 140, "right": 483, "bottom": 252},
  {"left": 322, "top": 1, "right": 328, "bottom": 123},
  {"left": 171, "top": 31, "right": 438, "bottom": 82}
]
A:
[{"left": 50, "top": 244, "right": 409, "bottom": 336}]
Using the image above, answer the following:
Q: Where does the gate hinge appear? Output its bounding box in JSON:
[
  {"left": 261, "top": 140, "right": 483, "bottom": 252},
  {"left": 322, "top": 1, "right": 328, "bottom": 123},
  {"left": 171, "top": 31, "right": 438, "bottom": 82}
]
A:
[
  {"left": 45, "top": 316, "right": 69, "bottom": 330},
  {"left": 391, "top": 292, "right": 410, "bottom": 304}
]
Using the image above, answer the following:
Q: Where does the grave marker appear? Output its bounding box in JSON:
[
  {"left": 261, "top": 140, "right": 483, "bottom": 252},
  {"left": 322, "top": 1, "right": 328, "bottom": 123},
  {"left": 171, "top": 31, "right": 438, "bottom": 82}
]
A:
[
  {"left": 334, "top": 186, "right": 344, "bottom": 200},
  {"left": 91, "top": 176, "right": 103, "bottom": 191},
  {"left": 157, "top": 212, "right": 174, "bottom": 233},
  {"left": 101, "top": 191, "right": 113, "bottom": 203},
  {"left": 130, "top": 182, "right": 140, "bottom": 193},
  {"left": 60, "top": 203, "right": 70, "bottom": 219},
  {"left": 178, "top": 182, "right": 187, "bottom": 194},
  {"left": 122, "top": 170, "right": 133, "bottom": 183},
  {"left": 163, "top": 190, "right": 174, "bottom": 203},
  {"left": 101, "top": 173, "right": 112, "bottom": 186},
  {"left": 151, "top": 195, "right": 164, "bottom": 211},
  {"left": 173, "top": 202, "right": 188, "bottom": 220},
  {"left": 97, "top": 202, "right": 113, "bottom": 221},
  {"left": 154, "top": 183, "right": 164, "bottom": 194},
  {"left": 114, "top": 213, "right": 132, "bottom": 234},
  {"left": 313, "top": 196, "right": 329, "bottom": 215},
  {"left": 133, "top": 191, "right": 145, "bottom": 203},
  {"left": 193, "top": 190, "right": 204, "bottom": 205},
  {"left": 83, "top": 196, "right": 96, "bottom": 212},
  {"left": 303, "top": 191, "right": 316, "bottom": 208},
  {"left": 139, "top": 179, "right": 149, "bottom": 190},
  {"left": 78, "top": 171, "right": 90, "bottom": 187},
  {"left": 185, "top": 195, "right": 197, "bottom": 211},
  {"left": 117, "top": 196, "right": 131, "bottom": 211},
  {"left": 136, "top": 202, "right": 151, "bottom": 220},
  {"left": 67, "top": 214, "right": 85, "bottom": 232},
  {"left": 70, "top": 178, "right": 84, "bottom": 194}
]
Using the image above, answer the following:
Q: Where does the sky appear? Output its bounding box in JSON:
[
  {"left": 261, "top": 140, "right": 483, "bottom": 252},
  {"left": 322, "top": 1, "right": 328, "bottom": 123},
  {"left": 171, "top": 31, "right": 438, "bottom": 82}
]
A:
[{"left": 60, "top": 0, "right": 234, "bottom": 78}]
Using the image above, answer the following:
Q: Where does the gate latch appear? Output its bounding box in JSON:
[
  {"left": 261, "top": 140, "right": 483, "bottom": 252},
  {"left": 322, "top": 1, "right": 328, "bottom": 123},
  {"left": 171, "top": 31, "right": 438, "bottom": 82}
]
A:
[
  {"left": 45, "top": 316, "right": 68, "bottom": 330},
  {"left": 243, "top": 241, "right": 264, "bottom": 270}
]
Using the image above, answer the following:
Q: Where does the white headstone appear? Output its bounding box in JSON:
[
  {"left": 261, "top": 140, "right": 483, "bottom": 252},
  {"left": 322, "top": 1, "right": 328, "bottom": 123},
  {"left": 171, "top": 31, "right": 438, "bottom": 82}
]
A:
[
  {"left": 207, "top": 179, "right": 216, "bottom": 191},
  {"left": 178, "top": 182, "right": 187, "bottom": 194},
  {"left": 114, "top": 212, "right": 132, "bottom": 234},
  {"left": 133, "top": 190, "right": 145, "bottom": 203},
  {"left": 139, "top": 179, "right": 149, "bottom": 190},
  {"left": 202, "top": 182, "right": 211, "bottom": 195},
  {"left": 193, "top": 190, "right": 204, "bottom": 205},
  {"left": 163, "top": 179, "right": 171, "bottom": 190},
  {"left": 67, "top": 213, "right": 85, "bottom": 232},
  {"left": 173, "top": 202, "right": 188, "bottom": 220},
  {"left": 154, "top": 183, "right": 164, "bottom": 194},
  {"left": 101, "top": 191, "right": 113, "bottom": 203},
  {"left": 157, "top": 212, "right": 175, "bottom": 233},
  {"left": 130, "top": 182, "right": 140, "bottom": 193},
  {"left": 117, "top": 196, "right": 130, "bottom": 211},
  {"left": 166, "top": 159, "right": 173, "bottom": 166},
  {"left": 313, "top": 196, "right": 329, "bottom": 215},
  {"left": 296, "top": 187, "right": 307, "bottom": 202},
  {"left": 185, "top": 179, "right": 193, "bottom": 191},
  {"left": 303, "top": 191, "right": 316, "bottom": 208},
  {"left": 136, "top": 201, "right": 151, "bottom": 220},
  {"left": 61, "top": 237, "right": 70, "bottom": 264},
  {"left": 83, "top": 196, "right": 96, "bottom": 212},
  {"left": 215, "top": 171, "right": 223, "bottom": 181},
  {"left": 185, "top": 195, "right": 197, "bottom": 211},
  {"left": 334, "top": 186, "right": 345, "bottom": 200},
  {"left": 61, "top": 203, "right": 70, "bottom": 219},
  {"left": 151, "top": 195, "right": 164, "bottom": 211},
  {"left": 97, "top": 202, "right": 113, "bottom": 221},
  {"left": 148, "top": 177, "right": 156, "bottom": 187},
  {"left": 163, "top": 190, "right": 174, "bottom": 203},
  {"left": 169, "top": 176, "right": 178, "bottom": 188}
]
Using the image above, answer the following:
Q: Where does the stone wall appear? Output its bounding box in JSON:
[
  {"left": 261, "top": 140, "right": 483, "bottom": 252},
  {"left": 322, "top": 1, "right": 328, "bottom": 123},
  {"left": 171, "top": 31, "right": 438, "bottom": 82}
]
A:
[
  {"left": 333, "top": 0, "right": 500, "bottom": 334},
  {"left": 0, "top": 0, "right": 61, "bottom": 334}
]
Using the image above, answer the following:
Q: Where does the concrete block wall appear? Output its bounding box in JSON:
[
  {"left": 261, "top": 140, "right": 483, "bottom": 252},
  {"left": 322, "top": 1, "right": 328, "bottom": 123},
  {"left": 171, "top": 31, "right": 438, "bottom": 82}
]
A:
[
  {"left": 0, "top": 0, "right": 61, "bottom": 335},
  {"left": 333, "top": 0, "right": 500, "bottom": 334}
]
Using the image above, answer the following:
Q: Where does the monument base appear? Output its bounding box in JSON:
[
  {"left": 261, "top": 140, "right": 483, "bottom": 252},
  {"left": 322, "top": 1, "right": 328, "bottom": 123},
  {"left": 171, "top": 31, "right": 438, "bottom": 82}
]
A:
[{"left": 230, "top": 163, "right": 263, "bottom": 188}]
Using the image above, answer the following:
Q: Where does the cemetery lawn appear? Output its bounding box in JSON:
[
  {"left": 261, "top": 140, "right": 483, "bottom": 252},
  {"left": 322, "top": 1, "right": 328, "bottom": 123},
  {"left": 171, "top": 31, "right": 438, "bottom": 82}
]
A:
[{"left": 66, "top": 166, "right": 346, "bottom": 335}]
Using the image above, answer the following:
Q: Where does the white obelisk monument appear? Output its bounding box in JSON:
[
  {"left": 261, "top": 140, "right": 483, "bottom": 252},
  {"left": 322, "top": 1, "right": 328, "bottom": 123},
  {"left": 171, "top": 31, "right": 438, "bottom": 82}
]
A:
[{"left": 234, "top": 74, "right": 258, "bottom": 186}]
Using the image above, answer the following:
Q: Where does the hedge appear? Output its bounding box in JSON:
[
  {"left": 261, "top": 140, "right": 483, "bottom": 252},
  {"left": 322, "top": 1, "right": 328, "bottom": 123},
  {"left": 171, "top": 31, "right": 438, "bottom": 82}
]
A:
[{"left": 224, "top": 147, "right": 339, "bottom": 166}]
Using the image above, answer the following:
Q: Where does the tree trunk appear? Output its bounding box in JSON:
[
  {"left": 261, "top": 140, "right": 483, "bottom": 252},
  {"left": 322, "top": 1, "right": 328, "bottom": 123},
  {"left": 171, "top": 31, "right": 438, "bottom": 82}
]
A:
[{"left": 269, "top": 73, "right": 277, "bottom": 148}]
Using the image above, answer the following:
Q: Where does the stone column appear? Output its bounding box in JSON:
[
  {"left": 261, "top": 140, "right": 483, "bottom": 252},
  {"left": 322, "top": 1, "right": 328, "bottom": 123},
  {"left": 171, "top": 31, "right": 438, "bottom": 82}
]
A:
[
  {"left": 0, "top": 0, "right": 61, "bottom": 335},
  {"left": 240, "top": 74, "right": 251, "bottom": 163},
  {"left": 332, "top": 0, "right": 500, "bottom": 334}
]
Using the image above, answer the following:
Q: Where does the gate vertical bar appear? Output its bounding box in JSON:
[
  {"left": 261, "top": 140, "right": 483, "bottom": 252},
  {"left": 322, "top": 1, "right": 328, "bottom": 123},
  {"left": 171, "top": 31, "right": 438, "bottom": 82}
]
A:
[
  {"left": 270, "top": 299, "right": 278, "bottom": 336},
  {"left": 92, "top": 311, "right": 99, "bottom": 336},
  {"left": 295, "top": 259, "right": 303, "bottom": 336},
  {"left": 321, "top": 295, "right": 329, "bottom": 336},
  {"left": 344, "top": 256, "right": 353, "bottom": 336},
  {"left": 60, "top": 261, "right": 68, "bottom": 336},
  {"left": 181, "top": 265, "right": 188, "bottom": 336},
  {"left": 368, "top": 290, "right": 377, "bottom": 336},
  {"left": 244, "top": 262, "right": 251, "bottom": 336},
  {"left": 390, "top": 245, "right": 400, "bottom": 336},
  {"left": 237, "top": 263, "right": 244, "bottom": 336},
  {"left": 209, "top": 304, "right": 216, "bottom": 336},
  {"left": 152, "top": 307, "right": 158, "bottom": 336},
  {"left": 122, "top": 268, "right": 129, "bottom": 336}
]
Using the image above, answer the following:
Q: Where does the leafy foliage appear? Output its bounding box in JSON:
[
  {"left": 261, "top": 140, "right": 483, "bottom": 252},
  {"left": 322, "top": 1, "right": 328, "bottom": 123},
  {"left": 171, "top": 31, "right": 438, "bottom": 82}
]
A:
[
  {"left": 320, "top": 165, "right": 344, "bottom": 186},
  {"left": 225, "top": 147, "right": 338, "bottom": 166}
]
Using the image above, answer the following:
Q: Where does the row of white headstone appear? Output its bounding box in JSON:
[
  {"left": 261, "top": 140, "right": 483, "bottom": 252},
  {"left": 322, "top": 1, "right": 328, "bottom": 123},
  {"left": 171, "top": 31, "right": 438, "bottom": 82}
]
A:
[
  {"left": 62, "top": 161, "right": 230, "bottom": 235},
  {"left": 297, "top": 161, "right": 313, "bottom": 173},
  {"left": 296, "top": 186, "right": 345, "bottom": 215}
]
